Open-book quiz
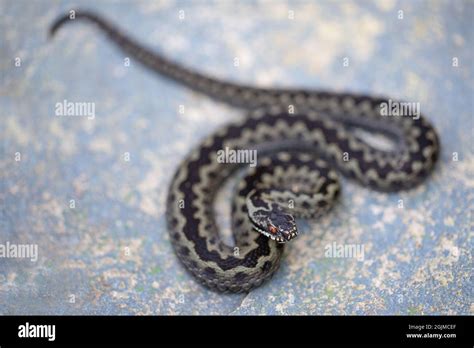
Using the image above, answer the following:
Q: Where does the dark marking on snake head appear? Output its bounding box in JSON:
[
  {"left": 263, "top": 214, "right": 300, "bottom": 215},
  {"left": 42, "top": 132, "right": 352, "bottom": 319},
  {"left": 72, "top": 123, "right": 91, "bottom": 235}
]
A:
[{"left": 262, "top": 261, "right": 272, "bottom": 273}]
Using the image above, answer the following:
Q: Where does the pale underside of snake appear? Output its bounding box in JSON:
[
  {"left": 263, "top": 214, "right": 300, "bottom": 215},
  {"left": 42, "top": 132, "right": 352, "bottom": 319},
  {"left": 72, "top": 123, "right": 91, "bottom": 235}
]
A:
[{"left": 50, "top": 11, "right": 440, "bottom": 293}]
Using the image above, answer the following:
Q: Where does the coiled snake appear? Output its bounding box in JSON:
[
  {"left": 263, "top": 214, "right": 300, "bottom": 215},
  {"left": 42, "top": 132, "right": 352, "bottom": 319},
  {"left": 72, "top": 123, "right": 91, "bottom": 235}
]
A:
[{"left": 50, "top": 11, "right": 439, "bottom": 293}]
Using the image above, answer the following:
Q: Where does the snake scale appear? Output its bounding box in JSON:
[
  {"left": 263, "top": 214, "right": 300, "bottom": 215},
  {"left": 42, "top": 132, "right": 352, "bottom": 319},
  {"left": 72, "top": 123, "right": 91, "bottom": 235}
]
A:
[{"left": 50, "top": 11, "right": 439, "bottom": 293}]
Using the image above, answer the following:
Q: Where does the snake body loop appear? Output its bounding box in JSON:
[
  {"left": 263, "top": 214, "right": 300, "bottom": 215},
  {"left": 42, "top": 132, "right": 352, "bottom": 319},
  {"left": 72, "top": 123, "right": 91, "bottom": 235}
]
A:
[{"left": 51, "top": 11, "right": 440, "bottom": 293}]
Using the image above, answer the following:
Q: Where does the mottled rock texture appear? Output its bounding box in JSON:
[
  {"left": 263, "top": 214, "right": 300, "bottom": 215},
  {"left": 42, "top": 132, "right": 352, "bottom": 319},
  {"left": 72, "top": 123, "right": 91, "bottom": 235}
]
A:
[{"left": 1, "top": 0, "right": 472, "bottom": 314}]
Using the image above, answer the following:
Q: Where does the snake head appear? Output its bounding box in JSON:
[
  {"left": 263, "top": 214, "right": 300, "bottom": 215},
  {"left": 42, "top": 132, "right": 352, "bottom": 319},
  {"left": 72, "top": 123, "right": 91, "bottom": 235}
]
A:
[{"left": 249, "top": 204, "right": 298, "bottom": 243}]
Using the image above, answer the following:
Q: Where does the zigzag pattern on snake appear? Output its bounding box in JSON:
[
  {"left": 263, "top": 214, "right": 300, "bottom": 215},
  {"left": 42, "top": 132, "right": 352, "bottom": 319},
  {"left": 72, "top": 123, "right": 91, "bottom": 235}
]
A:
[{"left": 50, "top": 11, "right": 440, "bottom": 293}]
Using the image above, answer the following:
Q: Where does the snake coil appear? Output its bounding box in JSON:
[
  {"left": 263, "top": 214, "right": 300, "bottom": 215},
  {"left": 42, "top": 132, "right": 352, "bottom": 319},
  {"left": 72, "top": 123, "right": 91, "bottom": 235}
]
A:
[{"left": 50, "top": 11, "right": 439, "bottom": 293}]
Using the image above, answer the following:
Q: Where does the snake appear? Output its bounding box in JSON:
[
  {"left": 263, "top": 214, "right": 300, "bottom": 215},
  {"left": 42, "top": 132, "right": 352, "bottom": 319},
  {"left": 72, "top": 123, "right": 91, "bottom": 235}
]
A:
[{"left": 50, "top": 11, "right": 440, "bottom": 293}]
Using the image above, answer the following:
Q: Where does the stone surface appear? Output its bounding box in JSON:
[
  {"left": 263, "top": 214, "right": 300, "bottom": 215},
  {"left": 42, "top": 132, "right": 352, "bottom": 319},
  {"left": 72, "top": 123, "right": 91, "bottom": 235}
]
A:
[{"left": 1, "top": 0, "right": 472, "bottom": 314}]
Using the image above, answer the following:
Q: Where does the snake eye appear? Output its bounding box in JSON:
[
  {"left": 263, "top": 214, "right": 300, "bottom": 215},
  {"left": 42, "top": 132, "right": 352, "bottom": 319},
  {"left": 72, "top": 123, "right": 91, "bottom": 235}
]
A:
[{"left": 268, "top": 225, "right": 278, "bottom": 234}]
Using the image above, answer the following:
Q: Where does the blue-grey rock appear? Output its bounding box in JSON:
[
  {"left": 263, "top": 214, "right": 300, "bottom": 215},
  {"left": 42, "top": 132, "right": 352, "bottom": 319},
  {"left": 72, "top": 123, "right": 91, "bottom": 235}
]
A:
[{"left": 1, "top": 0, "right": 472, "bottom": 315}]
